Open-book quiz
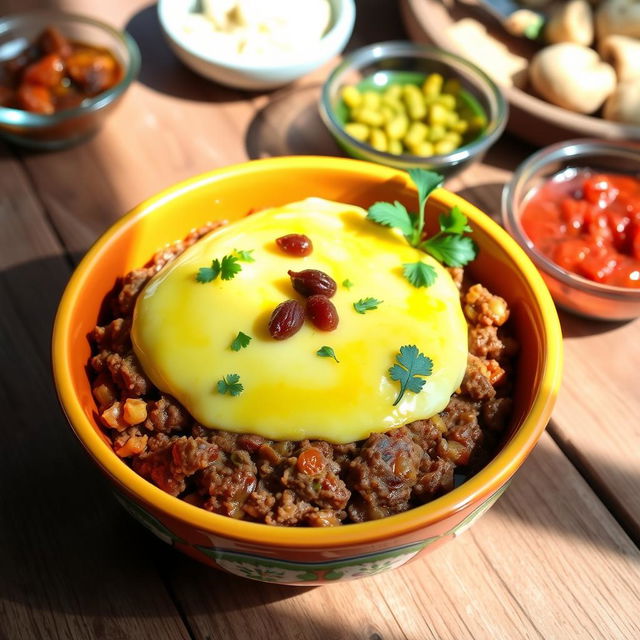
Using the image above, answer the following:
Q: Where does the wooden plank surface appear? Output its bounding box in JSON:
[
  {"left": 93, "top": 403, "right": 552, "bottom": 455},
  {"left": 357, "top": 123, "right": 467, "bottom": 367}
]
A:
[
  {"left": 1, "top": 0, "right": 639, "bottom": 639},
  {"left": 0, "top": 146, "right": 190, "bottom": 640}
]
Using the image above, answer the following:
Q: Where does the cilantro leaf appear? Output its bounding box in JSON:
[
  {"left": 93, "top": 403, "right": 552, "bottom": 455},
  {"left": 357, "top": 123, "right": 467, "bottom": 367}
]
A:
[
  {"left": 217, "top": 373, "right": 244, "bottom": 396},
  {"left": 438, "top": 205, "right": 472, "bottom": 234},
  {"left": 342, "top": 278, "right": 354, "bottom": 289},
  {"left": 220, "top": 254, "right": 242, "bottom": 280},
  {"left": 366, "top": 201, "right": 414, "bottom": 238},
  {"left": 353, "top": 297, "right": 383, "bottom": 314},
  {"left": 402, "top": 261, "right": 437, "bottom": 288},
  {"left": 408, "top": 168, "right": 444, "bottom": 242},
  {"left": 230, "top": 331, "right": 252, "bottom": 351},
  {"left": 316, "top": 346, "right": 339, "bottom": 362},
  {"left": 388, "top": 345, "right": 433, "bottom": 406},
  {"left": 233, "top": 249, "right": 255, "bottom": 262},
  {"left": 422, "top": 234, "right": 477, "bottom": 267},
  {"left": 196, "top": 259, "right": 221, "bottom": 283}
]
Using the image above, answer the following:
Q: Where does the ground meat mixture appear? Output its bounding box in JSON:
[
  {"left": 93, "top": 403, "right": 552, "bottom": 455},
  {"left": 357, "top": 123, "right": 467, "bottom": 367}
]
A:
[{"left": 89, "top": 227, "right": 518, "bottom": 526}]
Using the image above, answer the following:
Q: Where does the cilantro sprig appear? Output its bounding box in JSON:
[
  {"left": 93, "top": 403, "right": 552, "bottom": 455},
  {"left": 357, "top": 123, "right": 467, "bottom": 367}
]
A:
[
  {"left": 230, "top": 331, "right": 252, "bottom": 351},
  {"left": 389, "top": 345, "right": 433, "bottom": 406},
  {"left": 233, "top": 248, "right": 255, "bottom": 262},
  {"left": 353, "top": 297, "right": 383, "bottom": 314},
  {"left": 217, "top": 374, "right": 244, "bottom": 396},
  {"left": 196, "top": 254, "right": 242, "bottom": 283},
  {"left": 403, "top": 261, "right": 437, "bottom": 288},
  {"left": 366, "top": 168, "right": 478, "bottom": 280},
  {"left": 316, "top": 346, "right": 339, "bottom": 362}
]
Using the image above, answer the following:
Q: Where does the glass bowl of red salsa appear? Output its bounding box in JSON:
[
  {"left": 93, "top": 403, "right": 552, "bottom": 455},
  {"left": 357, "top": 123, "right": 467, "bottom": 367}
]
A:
[
  {"left": 502, "top": 139, "right": 640, "bottom": 321},
  {"left": 0, "top": 10, "right": 140, "bottom": 149}
]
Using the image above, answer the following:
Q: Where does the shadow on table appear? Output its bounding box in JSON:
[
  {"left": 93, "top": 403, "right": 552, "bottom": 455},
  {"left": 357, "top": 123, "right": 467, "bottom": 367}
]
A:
[
  {"left": 124, "top": 3, "right": 253, "bottom": 103},
  {"left": 245, "top": 82, "right": 340, "bottom": 159}
]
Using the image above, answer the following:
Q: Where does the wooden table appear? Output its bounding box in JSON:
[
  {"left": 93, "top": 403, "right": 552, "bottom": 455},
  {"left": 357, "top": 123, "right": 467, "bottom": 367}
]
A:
[{"left": 2, "top": 1, "right": 639, "bottom": 638}]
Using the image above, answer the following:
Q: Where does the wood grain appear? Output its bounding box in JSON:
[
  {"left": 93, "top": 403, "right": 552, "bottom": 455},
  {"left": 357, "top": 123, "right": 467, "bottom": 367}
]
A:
[{"left": 0, "top": 146, "right": 190, "bottom": 640}]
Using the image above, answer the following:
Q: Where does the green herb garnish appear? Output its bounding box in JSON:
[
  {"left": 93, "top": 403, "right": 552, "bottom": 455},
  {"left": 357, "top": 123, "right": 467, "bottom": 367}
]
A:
[
  {"left": 216, "top": 374, "right": 244, "bottom": 396},
  {"left": 233, "top": 248, "right": 255, "bottom": 262},
  {"left": 353, "top": 297, "right": 383, "bottom": 314},
  {"left": 366, "top": 168, "right": 477, "bottom": 277},
  {"left": 342, "top": 278, "right": 354, "bottom": 289},
  {"left": 196, "top": 254, "right": 242, "bottom": 283},
  {"left": 389, "top": 345, "right": 433, "bottom": 406},
  {"left": 316, "top": 346, "right": 339, "bottom": 362},
  {"left": 402, "top": 261, "right": 437, "bottom": 288},
  {"left": 230, "top": 331, "right": 252, "bottom": 351}
]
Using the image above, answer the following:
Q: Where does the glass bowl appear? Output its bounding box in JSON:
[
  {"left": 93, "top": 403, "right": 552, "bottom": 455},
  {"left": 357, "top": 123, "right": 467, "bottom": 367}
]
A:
[
  {"left": 0, "top": 10, "right": 140, "bottom": 150},
  {"left": 502, "top": 139, "right": 640, "bottom": 321},
  {"left": 319, "top": 41, "right": 508, "bottom": 177}
]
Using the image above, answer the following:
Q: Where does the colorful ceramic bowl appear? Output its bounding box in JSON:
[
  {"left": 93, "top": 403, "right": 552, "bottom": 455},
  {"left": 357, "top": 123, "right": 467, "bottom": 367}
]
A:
[{"left": 53, "top": 157, "right": 562, "bottom": 584}]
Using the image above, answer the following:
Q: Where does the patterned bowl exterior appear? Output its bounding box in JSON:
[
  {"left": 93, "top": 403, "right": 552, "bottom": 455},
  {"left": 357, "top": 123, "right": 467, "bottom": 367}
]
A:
[{"left": 53, "top": 157, "right": 562, "bottom": 584}]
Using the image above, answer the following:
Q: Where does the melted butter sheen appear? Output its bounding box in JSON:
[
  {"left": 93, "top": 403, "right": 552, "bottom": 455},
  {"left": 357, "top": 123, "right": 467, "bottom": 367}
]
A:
[{"left": 131, "top": 198, "right": 468, "bottom": 444}]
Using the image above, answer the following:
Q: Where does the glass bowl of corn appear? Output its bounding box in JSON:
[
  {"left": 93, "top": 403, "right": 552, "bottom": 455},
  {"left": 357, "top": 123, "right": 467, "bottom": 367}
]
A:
[{"left": 320, "top": 41, "right": 508, "bottom": 177}]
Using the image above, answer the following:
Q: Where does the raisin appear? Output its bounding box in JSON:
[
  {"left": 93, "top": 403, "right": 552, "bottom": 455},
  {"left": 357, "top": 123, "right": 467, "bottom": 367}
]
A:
[
  {"left": 306, "top": 295, "right": 339, "bottom": 331},
  {"left": 276, "top": 234, "right": 313, "bottom": 256},
  {"left": 288, "top": 269, "right": 337, "bottom": 297},
  {"left": 268, "top": 299, "right": 305, "bottom": 340}
]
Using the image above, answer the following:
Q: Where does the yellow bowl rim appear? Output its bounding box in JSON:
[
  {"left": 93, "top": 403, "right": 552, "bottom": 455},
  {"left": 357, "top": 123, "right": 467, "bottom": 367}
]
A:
[{"left": 52, "top": 156, "right": 563, "bottom": 549}]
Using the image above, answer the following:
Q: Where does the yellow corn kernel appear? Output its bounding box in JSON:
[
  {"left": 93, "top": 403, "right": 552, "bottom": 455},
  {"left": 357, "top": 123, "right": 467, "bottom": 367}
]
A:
[
  {"left": 341, "top": 85, "right": 362, "bottom": 109},
  {"left": 362, "top": 90, "right": 382, "bottom": 110},
  {"left": 92, "top": 382, "right": 115, "bottom": 410},
  {"left": 380, "top": 105, "right": 396, "bottom": 124},
  {"left": 344, "top": 122, "right": 370, "bottom": 141},
  {"left": 451, "top": 119, "right": 469, "bottom": 134},
  {"left": 428, "top": 124, "right": 446, "bottom": 143},
  {"left": 445, "top": 110, "right": 460, "bottom": 127},
  {"left": 422, "top": 73, "right": 443, "bottom": 98},
  {"left": 369, "top": 127, "right": 388, "bottom": 152},
  {"left": 404, "top": 121, "right": 429, "bottom": 148},
  {"left": 384, "top": 84, "right": 402, "bottom": 100},
  {"left": 443, "top": 78, "right": 461, "bottom": 96},
  {"left": 101, "top": 402, "right": 127, "bottom": 431},
  {"left": 436, "top": 93, "right": 457, "bottom": 110},
  {"left": 469, "top": 114, "right": 488, "bottom": 132},
  {"left": 123, "top": 398, "right": 148, "bottom": 426},
  {"left": 402, "top": 84, "right": 427, "bottom": 120},
  {"left": 116, "top": 434, "right": 148, "bottom": 458},
  {"left": 429, "top": 102, "right": 449, "bottom": 127},
  {"left": 385, "top": 113, "right": 409, "bottom": 140},
  {"left": 353, "top": 108, "right": 384, "bottom": 127},
  {"left": 434, "top": 139, "right": 458, "bottom": 155},
  {"left": 408, "top": 140, "right": 435, "bottom": 157},
  {"left": 388, "top": 138, "right": 404, "bottom": 155},
  {"left": 442, "top": 131, "right": 462, "bottom": 147}
]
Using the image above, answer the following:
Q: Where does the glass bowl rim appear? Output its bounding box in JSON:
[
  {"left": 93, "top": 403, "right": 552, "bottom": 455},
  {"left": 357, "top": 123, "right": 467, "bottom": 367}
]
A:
[{"left": 501, "top": 138, "right": 640, "bottom": 301}]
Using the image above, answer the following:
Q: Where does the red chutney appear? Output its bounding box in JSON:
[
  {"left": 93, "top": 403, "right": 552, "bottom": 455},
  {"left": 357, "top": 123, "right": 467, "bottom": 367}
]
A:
[{"left": 521, "top": 169, "right": 640, "bottom": 288}]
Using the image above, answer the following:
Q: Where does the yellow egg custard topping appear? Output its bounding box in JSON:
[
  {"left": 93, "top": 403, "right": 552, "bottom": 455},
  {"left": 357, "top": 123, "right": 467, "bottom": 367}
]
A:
[{"left": 131, "top": 197, "right": 468, "bottom": 444}]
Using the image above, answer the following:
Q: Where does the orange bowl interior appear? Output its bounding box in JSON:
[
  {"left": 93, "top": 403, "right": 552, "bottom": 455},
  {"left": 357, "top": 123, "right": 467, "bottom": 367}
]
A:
[{"left": 53, "top": 156, "right": 563, "bottom": 548}]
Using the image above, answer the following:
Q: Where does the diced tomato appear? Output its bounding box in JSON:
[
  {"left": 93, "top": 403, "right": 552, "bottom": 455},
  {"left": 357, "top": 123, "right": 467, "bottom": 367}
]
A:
[
  {"left": 22, "top": 54, "right": 64, "bottom": 88},
  {"left": 552, "top": 239, "right": 590, "bottom": 272},
  {"left": 560, "top": 198, "right": 588, "bottom": 233},
  {"left": 521, "top": 169, "right": 640, "bottom": 289},
  {"left": 631, "top": 224, "right": 640, "bottom": 261},
  {"left": 583, "top": 174, "right": 619, "bottom": 207},
  {"left": 578, "top": 249, "right": 618, "bottom": 282}
]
